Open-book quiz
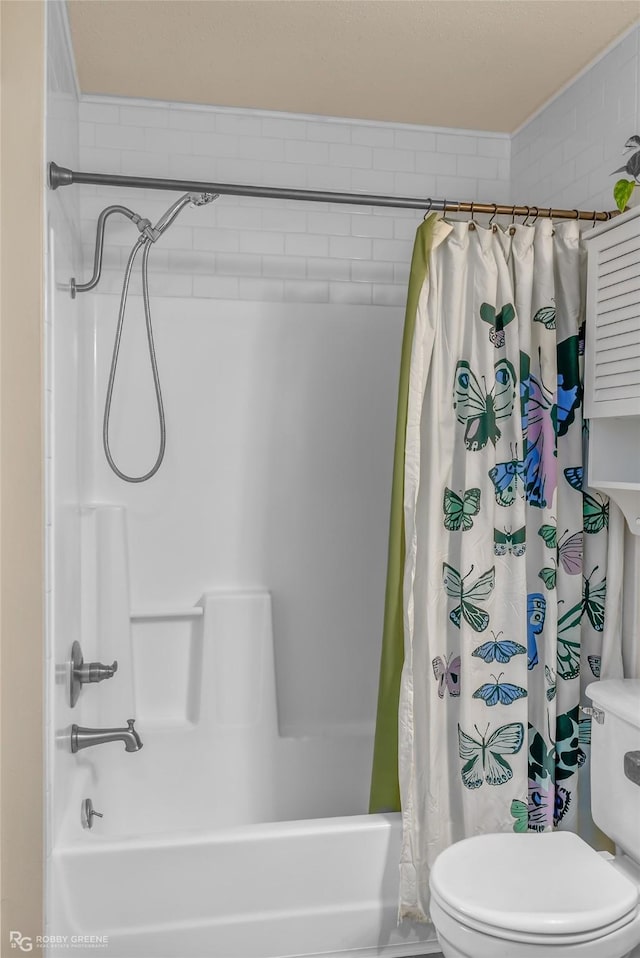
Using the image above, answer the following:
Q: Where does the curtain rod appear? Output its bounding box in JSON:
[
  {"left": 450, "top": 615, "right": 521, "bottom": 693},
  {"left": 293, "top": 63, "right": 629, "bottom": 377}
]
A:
[{"left": 48, "top": 162, "right": 616, "bottom": 222}]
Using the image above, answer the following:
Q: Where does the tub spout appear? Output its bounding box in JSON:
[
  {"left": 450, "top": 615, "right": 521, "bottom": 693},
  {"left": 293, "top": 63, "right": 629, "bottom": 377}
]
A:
[{"left": 71, "top": 719, "right": 143, "bottom": 753}]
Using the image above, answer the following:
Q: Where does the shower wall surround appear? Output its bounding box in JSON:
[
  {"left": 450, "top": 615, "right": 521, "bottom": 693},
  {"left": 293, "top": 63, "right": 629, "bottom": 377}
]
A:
[
  {"left": 77, "top": 100, "right": 511, "bottom": 302},
  {"left": 511, "top": 24, "right": 640, "bottom": 211}
]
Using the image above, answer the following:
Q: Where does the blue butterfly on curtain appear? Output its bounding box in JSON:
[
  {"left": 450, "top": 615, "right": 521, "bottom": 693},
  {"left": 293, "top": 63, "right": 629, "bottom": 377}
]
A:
[
  {"left": 472, "top": 673, "right": 527, "bottom": 707},
  {"left": 519, "top": 361, "right": 557, "bottom": 509},
  {"left": 527, "top": 592, "right": 546, "bottom": 670},
  {"left": 488, "top": 443, "right": 526, "bottom": 507},
  {"left": 472, "top": 631, "right": 527, "bottom": 664}
]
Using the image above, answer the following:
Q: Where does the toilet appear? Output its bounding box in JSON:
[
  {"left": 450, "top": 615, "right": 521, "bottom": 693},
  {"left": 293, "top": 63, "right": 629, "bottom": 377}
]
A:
[{"left": 429, "top": 679, "right": 640, "bottom": 958}]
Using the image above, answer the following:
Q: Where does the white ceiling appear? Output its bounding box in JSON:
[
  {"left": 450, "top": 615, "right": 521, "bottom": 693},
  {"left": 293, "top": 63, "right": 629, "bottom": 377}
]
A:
[{"left": 67, "top": 0, "right": 640, "bottom": 133}]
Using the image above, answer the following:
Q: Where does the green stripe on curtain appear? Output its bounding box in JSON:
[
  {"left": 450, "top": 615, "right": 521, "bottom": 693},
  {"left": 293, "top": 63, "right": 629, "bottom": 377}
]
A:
[{"left": 369, "top": 213, "right": 438, "bottom": 814}]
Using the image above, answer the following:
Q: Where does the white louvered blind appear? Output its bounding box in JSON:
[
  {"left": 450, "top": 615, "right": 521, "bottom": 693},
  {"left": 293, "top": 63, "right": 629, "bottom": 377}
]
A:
[{"left": 585, "top": 207, "right": 640, "bottom": 418}]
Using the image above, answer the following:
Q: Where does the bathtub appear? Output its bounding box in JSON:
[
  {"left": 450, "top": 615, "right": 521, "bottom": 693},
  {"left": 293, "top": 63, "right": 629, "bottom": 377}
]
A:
[
  {"left": 50, "top": 813, "right": 438, "bottom": 958},
  {"left": 48, "top": 527, "right": 437, "bottom": 957}
]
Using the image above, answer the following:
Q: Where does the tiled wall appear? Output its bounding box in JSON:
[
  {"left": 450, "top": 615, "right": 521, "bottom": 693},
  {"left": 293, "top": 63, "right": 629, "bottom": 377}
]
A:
[
  {"left": 77, "top": 100, "right": 510, "bottom": 303},
  {"left": 512, "top": 25, "right": 640, "bottom": 212}
]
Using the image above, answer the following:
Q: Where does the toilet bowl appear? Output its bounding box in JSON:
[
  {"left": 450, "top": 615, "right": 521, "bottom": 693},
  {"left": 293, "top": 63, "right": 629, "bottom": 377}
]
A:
[
  {"left": 429, "top": 832, "right": 640, "bottom": 958},
  {"left": 427, "top": 680, "right": 640, "bottom": 958}
]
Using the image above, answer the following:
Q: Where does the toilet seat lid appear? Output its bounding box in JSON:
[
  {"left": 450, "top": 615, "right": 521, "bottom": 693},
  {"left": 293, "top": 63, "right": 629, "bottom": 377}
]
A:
[{"left": 429, "top": 832, "right": 639, "bottom": 937}]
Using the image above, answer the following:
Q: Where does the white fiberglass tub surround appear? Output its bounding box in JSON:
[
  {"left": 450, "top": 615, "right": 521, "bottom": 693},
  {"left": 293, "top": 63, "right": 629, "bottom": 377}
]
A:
[{"left": 49, "top": 299, "right": 438, "bottom": 957}]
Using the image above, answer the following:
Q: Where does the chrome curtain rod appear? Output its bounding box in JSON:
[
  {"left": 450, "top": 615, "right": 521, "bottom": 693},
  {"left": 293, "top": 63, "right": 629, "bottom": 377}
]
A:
[{"left": 48, "top": 162, "right": 616, "bottom": 222}]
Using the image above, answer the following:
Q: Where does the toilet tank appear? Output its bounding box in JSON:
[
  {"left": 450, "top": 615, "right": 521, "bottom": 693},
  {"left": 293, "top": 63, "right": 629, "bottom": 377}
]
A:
[{"left": 586, "top": 680, "right": 640, "bottom": 861}]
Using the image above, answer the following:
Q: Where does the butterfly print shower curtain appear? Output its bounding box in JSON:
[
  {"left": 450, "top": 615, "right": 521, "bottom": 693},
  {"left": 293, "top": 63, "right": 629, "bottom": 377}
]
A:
[{"left": 397, "top": 217, "right": 625, "bottom": 921}]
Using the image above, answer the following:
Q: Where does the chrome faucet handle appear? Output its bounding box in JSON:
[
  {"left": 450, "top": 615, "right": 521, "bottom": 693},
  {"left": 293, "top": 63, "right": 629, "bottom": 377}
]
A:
[{"left": 81, "top": 798, "right": 104, "bottom": 830}]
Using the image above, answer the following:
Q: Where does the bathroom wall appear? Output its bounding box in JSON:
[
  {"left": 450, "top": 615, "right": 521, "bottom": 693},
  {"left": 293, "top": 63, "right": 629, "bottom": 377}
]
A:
[
  {"left": 76, "top": 99, "right": 510, "bottom": 302},
  {"left": 511, "top": 24, "right": 640, "bottom": 211},
  {"left": 69, "top": 102, "right": 512, "bottom": 741},
  {"left": 45, "top": 0, "right": 84, "bottom": 850}
]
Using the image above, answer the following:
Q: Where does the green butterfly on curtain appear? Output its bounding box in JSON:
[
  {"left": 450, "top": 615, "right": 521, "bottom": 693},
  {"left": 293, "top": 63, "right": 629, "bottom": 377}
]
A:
[
  {"left": 538, "top": 559, "right": 557, "bottom": 591},
  {"left": 555, "top": 571, "right": 606, "bottom": 681},
  {"left": 545, "top": 664, "right": 557, "bottom": 701},
  {"left": 533, "top": 305, "right": 556, "bottom": 330},
  {"left": 510, "top": 798, "right": 529, "bottom": 832},
  {"left": 564, "top": 466, "right": 610, "bottom": 534},
  {"left": 443, "top": 563, "right": 495, "bottom": 632},
  {"left": 529, "top": 705, "right": 585, "bottom": 784},
  {"left": 494, "top": 526, "right": 526, "bottom": 557},
  {"left": 443, "top": 487, "right": 481, "bottom": 532},
  {"left": 480, "top": 302, "right": 516, "bottom": 348},
  {"left": 458, "top": 721, "right": 524, "bottom": 788},
  {"left": 453, "top": 358, "right": 517, "bottom": 452}
]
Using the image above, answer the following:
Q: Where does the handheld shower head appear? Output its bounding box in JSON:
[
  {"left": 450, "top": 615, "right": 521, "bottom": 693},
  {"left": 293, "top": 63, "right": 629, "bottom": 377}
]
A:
[{"left": 147, "top": 192, "right": 219, "bottom": 242}]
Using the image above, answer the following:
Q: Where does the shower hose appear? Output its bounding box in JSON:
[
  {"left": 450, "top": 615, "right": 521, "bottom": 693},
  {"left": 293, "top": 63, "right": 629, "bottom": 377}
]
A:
[{"left": 77, "top": 192, "right": 218, "bottom": 482}]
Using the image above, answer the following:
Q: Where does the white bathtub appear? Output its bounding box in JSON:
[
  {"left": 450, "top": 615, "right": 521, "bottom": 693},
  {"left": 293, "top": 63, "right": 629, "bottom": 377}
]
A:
[
  {"left": 49, "top": 545, "right": 437, "bottom": 957},
  {"left": 50, "top": 812, "right": 437, "bottom": 958}
]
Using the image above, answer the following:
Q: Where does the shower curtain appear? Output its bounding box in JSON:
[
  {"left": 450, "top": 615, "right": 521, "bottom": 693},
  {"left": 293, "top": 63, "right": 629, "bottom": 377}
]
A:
[{"left": 383, "top": 216, "right": 625, "bottom": 921}]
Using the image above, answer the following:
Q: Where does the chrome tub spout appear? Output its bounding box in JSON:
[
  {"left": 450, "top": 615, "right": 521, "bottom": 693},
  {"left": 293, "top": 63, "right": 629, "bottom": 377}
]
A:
[{"left": 71, "top": 719, "right": 143, "bottom": 753}]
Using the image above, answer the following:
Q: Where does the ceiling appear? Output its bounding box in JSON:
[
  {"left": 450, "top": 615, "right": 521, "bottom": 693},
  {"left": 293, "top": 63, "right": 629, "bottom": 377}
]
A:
[{"left": 67, "top": 0, "right": 640, "bottom": 133}]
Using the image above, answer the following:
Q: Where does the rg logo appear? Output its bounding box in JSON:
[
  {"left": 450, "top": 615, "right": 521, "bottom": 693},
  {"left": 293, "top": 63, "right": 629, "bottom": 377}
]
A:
[{"left": 9, "top": 931, "right": 33, "bottom": 952}]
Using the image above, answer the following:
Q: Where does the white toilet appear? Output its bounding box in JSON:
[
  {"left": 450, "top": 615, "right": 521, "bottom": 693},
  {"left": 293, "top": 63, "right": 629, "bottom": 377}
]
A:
[{"left": 429, "top": 679, "right": 640, "bottom": 958}]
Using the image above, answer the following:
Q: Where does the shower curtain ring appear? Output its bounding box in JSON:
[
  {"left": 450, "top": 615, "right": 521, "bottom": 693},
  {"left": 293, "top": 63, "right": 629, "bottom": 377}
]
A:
[
  {"left": 574, "top": 209, "right": 580, "bottom": 220},
  {"left": 469, "top": 201, "right": 476, "bottom": 230},
  {"left": 423, "top": 198, "right": 433, "bottom": 220},
  {"left": 592, "top": 209, "right": 598, "bottom": 228},
  {"left": 489, "top": 203, "right": 498, "bottom": 230},
  {"left": 531, "top": 206, "right": 539, "bottom": 224},
  {"left": 510, "top": 205, "right": 516, "bottom": 225}
]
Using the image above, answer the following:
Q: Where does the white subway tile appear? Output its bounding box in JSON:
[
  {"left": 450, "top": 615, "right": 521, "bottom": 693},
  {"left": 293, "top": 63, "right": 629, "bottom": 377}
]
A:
[
  {"left": 237, "top": 136, "right": 285, "bottom": 162},
  {"left": 239, "top": 278, "right": 284, "bottom": 301},
  {"left": 307, "top": 257, "right": 351, "bottom": 281},
  {"left": 329, "top": 235, "right": 372, "bottom": 260},
  {"left": 254, "top": 161, "right": 305, "bottom": 189},
  {"left": 192, "top": 131, "right": 238, "bottom": 157},
  {"left": 457, "top": 155, "right": 499, "bottom": 180},
  {"left": 193, "top": 275, "right": 240, "bottom": 298},
  {"left": 194, "top": 228, "right": 240, "bottom": 252},
  {"left": 415, "top": 152, "right": 458, "bottom": 176},
  {"left": 80, "top": 101, "right": 119, "bottom": 124},
  {"left": 477, "top": 137, "right": 510, "bottom": 159},
  {"left": 436, "top": 133, "right": 478, "bottom": 155},
  {"left": 394, "top": 129, "right": 436, "bottom": 152},
  {"left": 285, "top": 233, "right": 329, "bottom": 257},
  {"left": 120, "top": 104, "right": 169, "bottom": 128},
  {"left": 329, "top": 143, "right": 372, "bottom": 168},
  {"left": 216, "top": 114, "right": 262, "bottom": 136},
  {"left": 215, "top": 157, "right": 265, "bottom": 183},
  {"left": 122, "top": 150, "right": 171, "bottom": 177},
  {"left": 352, "top": 126, "right": 395, "bottom": 147},
  {"left": 144, "top": 127, "right": 192, "bottom": 155},
  {"left": 307, "top": 210, "right": 351, "bottom": 235},
  {"left": 285, "top": 140, "right": 330, "bottom": 165},
  {"left": 79, "top": 123, "right": 95, "bottom": 148},
  {"left": 351, "top": 169, "right": 395, "bottom": 194},
  {"left": 216, "top": 204, "right": 262, "bottom": 230},
  {"left": 216, "top": 252, "right": 262, "bottom": 276},
  {"left": 95, "top": 124, "right": 145, "bottom": 151},
  {"left": 394, "top": 172, "right": 436, "bottom": 196},
  {"left": 350, "top": 213, "right": 394, "bottom": 238},
  {"left": 239, "top": 231, "right": 285, "bottom": 255},
  {"left": 373, "top": 148, "right": 414, "bottom": 172},
  {"left": 262, "top": 255, "right": 306, "bottom": 279},
  {"left": 373, "top": 284, "right": 407, "bottom": 307},
  {"left": 168, "top": 249, "right": 216, "bottom": 273},
  {"left": 284, "top": 280, "right": 329, "bottom": 302},
  {"left": 261, "top": 207, "right": 307, "bottom": 232},
  {"left": 372, "top": 237, "right": 413, "bottom": 261},
  {"left": 169, "top": 109, "right": 217, "bottom": 132},
  {"left": 436, "top": 175, "right": 478, "bottom": 199},
  {"left": 81, "top": 147, "right": 122, "bottom": 173},
  {"left": 351, "top": 260, "right": 394, "bottom": 283},
  {"left": 306, "top": 121, "right": 351, "bottom": 143},
  {"left": 329, "top": 281, "right": 372, "bottom": 305},
  {"left": 307, "top": 165, "right": 352, "bottom": 191},
  {"left": 262, "top": 117, "right": 308, "bottom": 139}
]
